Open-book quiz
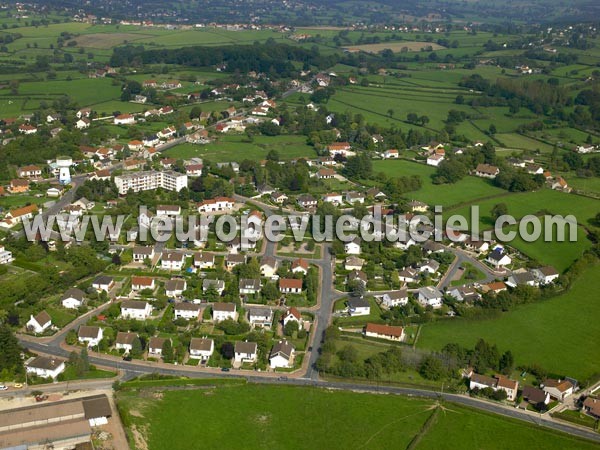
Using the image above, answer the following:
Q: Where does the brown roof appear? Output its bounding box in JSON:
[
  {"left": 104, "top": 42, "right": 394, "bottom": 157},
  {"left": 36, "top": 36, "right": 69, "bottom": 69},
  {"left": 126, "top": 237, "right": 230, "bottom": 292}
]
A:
[
  {"left": 279, "top": 278, "right": 303, "bottom": 290},
  {"left": 10, "top": 179, "right": 29, "bottom": 187},
  {"left": 161, "top": 251, "right": 185, "bottom": 262},
  {"left": 485, "top": 281, "right": 507, "bottom": 292},
  {"left": 174, "top": 302, "right": 201, "bottom": 312},
  {"left": 121, "top": 300, "right": 149, "bottom": 310},
  {"left": 115, "top": 332, "right": 137, "bottom": 346},
  {"left": 291, "top": 258, "right": 309, "bottom": 270},
  {"left": 583, "top": 397, "right": 600, "bottom": 417},
  {"left": 78, "top": 325, "right": 101, "bottom": 339},
  {"left": 82, "top": 395, "right": 112, "bottom": 419},
  {"left": 470, "top": 373, "right": 497, "bottom": 387},
  {"left": 475, "top": 163, "right": 499, "bottom": 175},
  {"left": 149, "top": 337, "right": 167, "bottom": 350},
  {"left": 364, "top": 323, "right": 404, "bottom": 338},
  {"left": 543, "top": 378, "right": 573, "bottom": 393},
  {"left": 522, "top": 386, "right": 548, "bottom": 404},
  {"left": 213, "top": 302, "right": 236, "bottom": 312},
  {"left": 495, "top": 375, "right": 518, "bottom": 391},
  {"left": 270, "top": 340, "right": 295, "bottom": 360},
  {"left": 190, "top": 338, "right": 213, "bottom": 352},
  {"left": 234, "top": 341, "right": 257, "bottom": 354},
  {"left": 132, "top": 276, "right": 154, "bottom": 287},
  {"left": 33, "top": 310, "right": 51, "bottom": 326},
  {"left": 27, "top": 356, "right": 64, "bottom": 371},
  {"left": 284, "top": 307, "right": 301, "bottom": 320}
]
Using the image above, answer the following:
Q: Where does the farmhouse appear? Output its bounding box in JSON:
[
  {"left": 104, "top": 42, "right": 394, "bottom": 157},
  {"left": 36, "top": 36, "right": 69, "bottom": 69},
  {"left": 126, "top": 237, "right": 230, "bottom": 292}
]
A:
[
  {"left": 364, "top": 323, "right": 405, "bottom": 342},
  {"left": 269, "top": 340, "right": 295, "bottom": 369},
  {"left": 189, "top": 338, "right": 214, "bottom": 360},
  {"left": 26, "top": 311, "right": 52, "bottom": 334},
  {"left": 212, "top": 302, "right": 237, "bottom": 321},
  {"left": 234, "top": 341, "right": 258, "bottom": 363},
  {"left": 475, "top": 163, "right": 500, "bottom": 179},
  {"left": 26, "top": 356, "right": 66, "bottom": 379}
]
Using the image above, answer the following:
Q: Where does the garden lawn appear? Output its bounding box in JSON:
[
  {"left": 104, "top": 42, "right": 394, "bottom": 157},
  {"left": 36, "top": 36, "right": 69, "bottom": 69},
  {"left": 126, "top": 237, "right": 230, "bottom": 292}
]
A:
[{"left": 416, "top": 264, "right": 600, "bottom": 381}]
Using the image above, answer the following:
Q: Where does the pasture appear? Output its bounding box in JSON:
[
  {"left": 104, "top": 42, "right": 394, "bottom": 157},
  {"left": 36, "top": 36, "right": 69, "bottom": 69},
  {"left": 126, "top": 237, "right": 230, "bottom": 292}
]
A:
[
  {"left": 417, "top": 263, "right": 600, "bottom": 381},
  {"left": 116, "top": 384, "right": 600, "bottom": 450},
  {"left": 343, "top": 41, "right": 446, "bottom": 53}
]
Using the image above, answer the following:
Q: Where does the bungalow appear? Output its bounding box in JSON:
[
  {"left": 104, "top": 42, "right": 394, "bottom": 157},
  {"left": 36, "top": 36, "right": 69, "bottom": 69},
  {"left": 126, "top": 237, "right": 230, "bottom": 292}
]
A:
[
  {"left": 447, "top": 285, "right": 480, "bottom": 302},
  {"left": 62, "top": 288, "right": 85, "bottom": 309},
  {"left": 115, "top": 332, "right": 137, "bottom": 353},
  {"left": 114, "top": 114, "right": 135, "bottom": 125},
  {"left": 17, "top": 165, "right": 42, "bottom": 178},
  {"left": 417, "top": 259, "right": 440, "bottom": 274},
  {"left": 297, "top": 194, "right": 317, "bottom": 209},
  {"left": 148, "top": 337, "right": 169, "bottom": 357},
  {"left": 121, "top": 300, "right": 152, "bottom": 320},
  {"left": 482, "top": 281, "right": 508, "bottom": 294},
  {"left": 226, "top": 253, "right": 246, "bottom": 270},
  {"left": 197, "top": 196, "right": 235, "bottom": 213},
  {"left": 364, "top": 323, "right": 405, "bottom": 342},
  {"left": 279, "top": 278, "right": 303, "bottom": 294},
  {"left": 18, "top": 124, "right": 37, "bottom": 134},
  {"left": 26, "top": 356, "right": 66, "bottom": 379},
  {"left": 131, "top": 276, "right": 155, "bottom": 292},
  {"left": 583, "top": 397, "right": 600, "bottom": 418},
  {"left": 344, "top": 238, "right": 361, "bottom": 255},
  {"left": 270, "top": 191, "right": 288, "bottom": 204},
  {"left": 486, "top": 249, "right": 512, "bottom": 269},
  {"left": 248, "top": 308, "right": 274, "bottom": 328},
  {"left": 522, "top": 386, "right": 551, "bottom": 407},
  {"left": 291, "top": 258, "right": 309, "bottom": 275},
  {"left": 161, "top": 251, "right": 186, "bottom": 270},
  {"left": 282, "top": 307, "right": 303, "bottom": 327},
  {"left": 203, "top": 279, "right": 225, "bottom": 295},
  {"left": 417, "top": 286, "right": 444, "bottom": 309},
  {"left": 344, "top": 256, "right": 364, "bottom": 271},
  {"left": 381, "top": 289, "right": 409, "bottom": 308},
  {"left": 212, "top": 302, "right": 237, "bottom": 321},
  {"left": 260, "top": 256, "right": 278, "bottom": 278},
  {"left": 9, "top": 179, "right": 29, "bottom": 193},
  {"left": 165, "top": 278, "right": 187, "bottom": 297},
  {"left": 347, "top": 269, "right": 367, "bottom": 286},
  {"left": 475, "top": 163, "right": 500, "bottom": 179},
  {"left": 173, "top": 302, "right": 202, "bottom": 320},
  {"left": 234, "top": 341, "right": 258, "bottom": 363},
  {"left": 323, "top": 192, "right": 343, "bottom": 205},
  {"left": 0, "top": 204, "right": 39, "bottom": 229},
  {"left": 398, "top": 267, "right": 419, "bottom": 283},
  {"left": 542, "top": 379, "right": 574, "bottom": 401},
  {"left": 347, "top": 297, "right": 370, "bottom": 316},
  {"left": 78, "top": 326, "right": 103, "bottom": 347},
  {"left": 345, "top": 191, "right": 365, "bottom": 204},
  {"left": 92, "top": 275, "right": 114, "bottom": 293},
  {"left": 26, "top": 311, "right": 52, "bottom": 334},
  {"left": 464, "top": 237, "right": 490, "bottom": 253},
  {"left": 426, "top": 154, "right": 444, "bottom": 166},
  {"left": 189, "top": 338, "right": 214, "bottom": 360},
  {"left": 239, "top": 278, "right": 261, "bottom": 295},
  {"left": 156, "top": 205, "right": 181, "bottom": 217},
  {"left": 383, "top": 149, "right": 399, "bottom": 159},
  {"left": 269, "top": 340, "right": 295, "bottom": 369},
  {"left": 132, "top": 246, "right": 155, "bottom": 263},
  {"left": 316, "top": 168, "right": 336, "bottom": 179},
  {"left": 194, "top": 252, "right": 215, "bottom": 269},
  {"left": 532, "top": 266, "right": 559, "bottom": 285},
  {"left": 366, "top": 187, "right": 386, "bottom": 200},
  {"left": 506, "top": 271, "right": 537, "bottom": 288}
]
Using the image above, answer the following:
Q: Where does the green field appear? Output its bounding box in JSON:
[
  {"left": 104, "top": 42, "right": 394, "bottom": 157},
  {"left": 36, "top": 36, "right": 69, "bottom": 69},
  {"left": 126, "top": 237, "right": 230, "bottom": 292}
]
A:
[
  {"left": 117, "top": 384, "right": 600, "bottom": 450},
  {"left": 417, "top": 263, "right": 600, "bottom": 381},
  {"left": 164, "top": 135, "right": 317, "bottom": 162},
  {"left": 371, "top": 159, "right": 506, "bottom": 207}
]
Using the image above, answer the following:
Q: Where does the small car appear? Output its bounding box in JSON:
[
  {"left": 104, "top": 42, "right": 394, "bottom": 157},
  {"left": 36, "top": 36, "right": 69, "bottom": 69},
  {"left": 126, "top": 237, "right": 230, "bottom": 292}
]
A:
[{"left": 0, "top": 385, "right": 8, "bottom": 391}]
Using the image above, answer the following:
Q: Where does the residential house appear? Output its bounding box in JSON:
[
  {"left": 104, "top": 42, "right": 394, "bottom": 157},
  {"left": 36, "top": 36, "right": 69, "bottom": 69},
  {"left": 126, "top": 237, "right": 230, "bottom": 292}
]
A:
[
  {"left": 165, "top": 279, "right": 187, "bottom": 297},
  {"left": 0, "top": 204, "right": 39, "bottom": 228},
  {"left": 225, "top": 253, "right": 245, "bottom": 270},
  {"left": 62, "top": 288, "right": 85, "bottom": 309},
  {"left": 347, "top": 297, "right": 370, "bottom": 316},
  {"left": 383, "top": 149, "right": 399, "bottom": 159},
  {"left": 522, "top": 386, "right": 551, "bottom": 407},
  {"left": 115, "top": 332, "right": 137, "bottom": 353},
  {"left": 532, "top": 266, "right": 559, "bottom": 285},
  {"left": 203, "top": 279, "right": 225, "bottom": 295},
  {"left": 417, "top": 259, "right": 440, "bottom": 274},
  {"left": 482, "top": 281, "right": 508, "bottom": 294},
  {"left": 398, "top": 267, "right": 419, "bottom": 283},
  {"left": 344, "top": 256, "right": 364, "bottom": 271},
  {"left": 78, "top": 326, "right": 103, "bottom": 347},
  {"left": 279, "top": 278, "right": 303, "bottom": 294},
  {"left": 189, "top": 338, "right": 214, "bottom": 360},
  {"left": 121, "top": 301, "right": 152, "bottom": 320},
  {"left": 18, "top": 124, "right": 37, "bottom": 134},
  {"left": 417, "top": 286, "right": 444, "bottom": 309},
  {"left": 328, "top": 142, "right": 353, "bottom": 157},
  {"left": 260, "top": 256, "right": 278, "bottom": 278},
  {"left": 297, "top": 194, "right": 317, "bottom": 209},
  {"left": 364, "top": 323, "right": 405, "bottom": 342},
  {"left": 270, "top": 191, "right": 288, "bottom": 204},
  {"left": 156, "top": 205, "right": 181, "bottom": 217},
  {"left": 148, "top": 337, "right": 169, "bottom": 357},
  {"left": 92, "top": 276, "right": 114, "bottom": 292},
  {"left": 291, "top": 258, "right": 309, "bottom": 275},
  {"left": 114, "top": 114, "right": 135, "bottom": 125},
  {"left": 161, "top": 251, "right": 185, "bottom": 270},
  {"left": 17, "top": 165, "right": 42, "bottom": 178},
  {"left": 347, "top": 270, "right": 367, "bottom": 286},
  {"left": 583, "top": 397, "right": 600, "bottom": 418},
  {"left": 344, "top": 238, "right": 361, "bottom": 255},
  {"left": 447, "top": 286, "right": 480, "bottom": 302},
  {"left": 323, "top": 192, "right": 344, "bottom": 205},
  {"left": 381, "top": 289, "right": 409, "bottom": 308},
  {"left": 475, "top": 163, "right": 500, "bottom": 179},
  {"left": 426, "top": 154, "right": 444, "bottom": 166},
  {"left": 234, "top": 341, "right": 258, "bottom": 363},
  {"left": 486, "top": 249, "right": 512, "bottom": 269},
  {"left": 464, "top": 237, "right": 489, "bottom": 253},
  {"left": 316, "top": 168, "right": 335, "bottom": 179},
  {"left": 542, "top": 379, "right": 574, "bottom": 401},
  {"left": 9, "top": 179, "right": 29, "bottom": 193},
  {"left": 26, "top": 311, "right": 52, "bottom": 334},
  {"left": 26, "top": 356, "right": 65, "bottom": 379},
  {"left": 186, "top": 163, "right": 204, "bottom": 177},
  {"left": 132, "top": 246, "right": 155, "bottom": 263},
  {"left": 282, "top": 307, "right": 303, "bottom": 327},
  {"left": 469, "top": 373, "right": 518, "bottom": 401},
  {"left": 269, "top": 340, "right": 295, "bottom": 369},
  {"left": 212, "top": 302, "right": 237, "bottom": 321},
  {"left": 197, "top": 196, "right": 235, "bottom": 213},
  {"left": 174, "top": 302, "right": 202, "bottom": 320},
  {"left": 131, "top": 276, "right": 155, "bottom": 292},
  {"left": 239, "top": 278, "right": 261, "bottom": 295},
  {"left": 248, "top": 308, "right": 274, "bottom": 328},
  {"left": 194, "top": 252, "right": 215, "bottom": 269},
  {"left": 345, "top": 191, "right": 365, "bottom": 204},
  {"left": 506, "top": 271, "right": 537, "bottom": 288}
]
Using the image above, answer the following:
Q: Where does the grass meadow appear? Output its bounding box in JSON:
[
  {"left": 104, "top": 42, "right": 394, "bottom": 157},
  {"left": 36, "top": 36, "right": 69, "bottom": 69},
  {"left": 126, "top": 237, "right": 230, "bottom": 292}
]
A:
[{"left": 116, "top": 384, "right": 600, "bottom": 450}]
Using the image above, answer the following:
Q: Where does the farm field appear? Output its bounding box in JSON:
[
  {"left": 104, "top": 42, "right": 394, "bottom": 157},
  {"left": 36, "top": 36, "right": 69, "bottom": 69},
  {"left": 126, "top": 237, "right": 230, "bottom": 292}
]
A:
[
  {"left": 343, "top": 41, "right": 446, "bottom": 53},
  {"left": 371, "top": 159, "right": 506, "bottom": 207},
  {"left": 163, "top": 135, "right": 317, "bottom": 162},
  {"left": 416, "top": 263, "right": 600, "bottom": 381},
  {"left": 116, "top": 384, "right": 600, "bottom": 450}
]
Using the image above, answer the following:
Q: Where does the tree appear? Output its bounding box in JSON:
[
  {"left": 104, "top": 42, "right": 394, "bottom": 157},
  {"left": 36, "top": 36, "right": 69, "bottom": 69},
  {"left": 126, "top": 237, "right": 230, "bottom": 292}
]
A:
[
  {"left": 284, "top": 320, "right": 299, "bottom": 337},
  {"left": 387, "top": 108, "right": 394, "bottom": 118},
  {"left": 488, "top": 124, "right": 497, "bottom": 134},
  {"left": 491, "top": 203, "right": 508, "bottom": 221},
  {"left": 499, "top": 350, "right": 514, "bottom": 375},
  {"left": 0, "top": 325, "right": 23, "bottom": 380},
  {"left": 418, "top": 355, "right": 446, "bottom": 380},
  {"left": 79, "top": 347, "right": 90, "bottom": 373},
  {"left": 162, "top": 339, "right": 174, "bottom": 363},
  {"left": 131, "top": 337, "right": 143, "bottom": 358}
]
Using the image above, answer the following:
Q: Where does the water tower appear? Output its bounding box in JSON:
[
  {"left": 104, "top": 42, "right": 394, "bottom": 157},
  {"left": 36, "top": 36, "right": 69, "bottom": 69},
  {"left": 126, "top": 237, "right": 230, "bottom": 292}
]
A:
[{"left": 56, "top": 156, "right": 73, "bottom": 185}]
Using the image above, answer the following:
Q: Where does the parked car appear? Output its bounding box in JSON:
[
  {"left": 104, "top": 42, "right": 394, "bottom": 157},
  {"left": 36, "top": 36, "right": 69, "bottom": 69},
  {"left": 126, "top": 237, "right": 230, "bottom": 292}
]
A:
[
  {"left": 221, "top": 367, "right": 230, "bottom": 372},
  {"left": 0, "top": 385, "right": 8, "bottom": 391}
]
